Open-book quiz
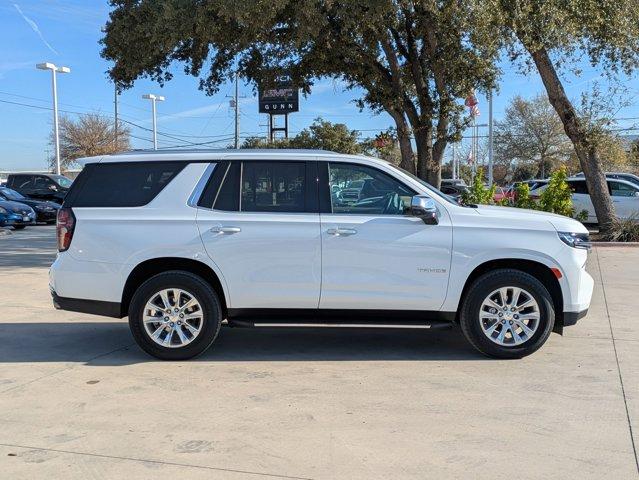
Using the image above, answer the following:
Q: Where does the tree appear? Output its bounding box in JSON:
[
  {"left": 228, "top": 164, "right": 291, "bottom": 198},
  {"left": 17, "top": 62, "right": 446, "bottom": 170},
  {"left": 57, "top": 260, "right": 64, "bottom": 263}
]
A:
[
  {"left": 101, "top": 1, "right": 500, "bottom": 187},
  {"left": 50, "top": 113, "right": 130, "bottom": 169},
  {"left": 494, "top": 95, "right": 572, "bottom": 179},
  {"left": 485, "top": 0, "right": 639, "bottom": 230},
  {"left": 241, "top": 118, "right": 362, "bottom": 153}
]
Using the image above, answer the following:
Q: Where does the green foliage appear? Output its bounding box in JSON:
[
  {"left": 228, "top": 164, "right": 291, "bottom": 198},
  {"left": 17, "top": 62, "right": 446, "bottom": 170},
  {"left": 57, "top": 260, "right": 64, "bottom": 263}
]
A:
[
  {"left": 513, "top": 183, "right": 537, "bottom": 210},
  {"left": 241, "top": 118, "right": 362, "bottom": 154},
  {"left": 538, "top": 167, "right": 574, "bottom": 217},
  {"left": 604, "top": 215, "right": 639, "bottom": 242},
  {"left": 461, "top": 168, "right": 496, "bottom": 205},
  {"left": 101, "top": 0, "right": 501, "bottom": 184}
]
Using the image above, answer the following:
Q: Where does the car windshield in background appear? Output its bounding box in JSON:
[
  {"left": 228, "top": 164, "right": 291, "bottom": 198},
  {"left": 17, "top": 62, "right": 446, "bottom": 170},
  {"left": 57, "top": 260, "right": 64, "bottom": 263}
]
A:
[
  {"left": 52, "top": 175, "right": 73, "bottom": 188},
  {"left": 0, "top": 187, "right": 25, "bottom": 201}
]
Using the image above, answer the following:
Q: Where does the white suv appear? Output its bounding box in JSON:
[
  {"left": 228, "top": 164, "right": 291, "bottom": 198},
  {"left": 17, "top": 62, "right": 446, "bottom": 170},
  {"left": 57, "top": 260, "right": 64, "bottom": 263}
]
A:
[{"left": 49, "top": 150, "right": 594, "bottom": 360}]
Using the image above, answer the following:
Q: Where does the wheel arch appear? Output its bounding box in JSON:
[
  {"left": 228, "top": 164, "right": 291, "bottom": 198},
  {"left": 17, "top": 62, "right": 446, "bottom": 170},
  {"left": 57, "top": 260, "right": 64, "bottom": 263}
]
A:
[
  {"left": 457, "top": 259, "right": 564, "bottom": 332},
  {"left": 121, "top": 257, "right": 228, "bottom": 318}
]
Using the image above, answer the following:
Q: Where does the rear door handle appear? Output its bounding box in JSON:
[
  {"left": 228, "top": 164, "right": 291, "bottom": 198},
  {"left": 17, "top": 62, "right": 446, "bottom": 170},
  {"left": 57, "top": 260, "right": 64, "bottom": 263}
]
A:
[
  {"left": 326, "top": 227, "right": 357, "bottom": 236},
  {"left": 210, "top": 226, "right": 241, "bottom": 234}
]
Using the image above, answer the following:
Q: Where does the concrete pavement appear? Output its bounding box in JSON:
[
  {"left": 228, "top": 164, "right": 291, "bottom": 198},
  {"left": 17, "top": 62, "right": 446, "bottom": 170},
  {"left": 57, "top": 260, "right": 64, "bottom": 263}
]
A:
[{"left": 0, "top": 226, "right": 637, "bottom": 479}]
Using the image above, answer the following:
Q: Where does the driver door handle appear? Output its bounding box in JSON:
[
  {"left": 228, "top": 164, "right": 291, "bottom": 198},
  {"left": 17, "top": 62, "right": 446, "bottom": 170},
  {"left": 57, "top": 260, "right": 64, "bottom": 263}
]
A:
[
  {"left": 210, "top": 226, "right": 241, "bottom": 234},
  {"left": 327, "top": 227, "right": 357, "bottom": 236}
]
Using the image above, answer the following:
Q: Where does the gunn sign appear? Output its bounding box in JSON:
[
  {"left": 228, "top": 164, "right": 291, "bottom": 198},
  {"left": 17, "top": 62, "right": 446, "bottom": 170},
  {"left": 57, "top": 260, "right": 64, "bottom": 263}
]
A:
[{"left": 258, "top": 80, "right": 299, "bottom": 114}]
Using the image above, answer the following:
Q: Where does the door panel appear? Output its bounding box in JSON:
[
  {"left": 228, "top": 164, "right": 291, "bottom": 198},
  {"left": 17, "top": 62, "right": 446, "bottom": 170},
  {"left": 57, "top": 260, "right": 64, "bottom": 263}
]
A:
[
  {"left": 319, "top": 214, "right": 452, "bottom": 310},
  {"left": 198, "top": 212, "right": 321, "bottom": 308}
]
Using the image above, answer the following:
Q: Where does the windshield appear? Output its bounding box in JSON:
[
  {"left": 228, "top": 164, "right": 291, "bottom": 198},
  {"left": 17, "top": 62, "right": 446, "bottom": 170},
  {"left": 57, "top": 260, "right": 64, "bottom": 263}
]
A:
[
  {"left": 51, "top": 175, "right": 73, "bottom": 188},
  {"left": 386, "top": 164, "right": 461, "bottom": 205},
  {"left": 0, "top": 188, "right": 25, "bottom": 201}
]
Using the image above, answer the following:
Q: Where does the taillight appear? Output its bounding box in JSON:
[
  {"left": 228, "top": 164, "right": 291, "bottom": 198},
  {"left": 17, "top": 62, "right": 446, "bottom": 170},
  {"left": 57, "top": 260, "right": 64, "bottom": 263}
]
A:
[{"left": 56, "top": 207, "right": 76, "bottom": 252}]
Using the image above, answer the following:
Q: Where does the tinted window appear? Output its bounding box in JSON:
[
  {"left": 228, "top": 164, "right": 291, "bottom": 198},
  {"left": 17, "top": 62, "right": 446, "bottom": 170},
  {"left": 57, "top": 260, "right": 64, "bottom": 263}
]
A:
[
  {"left": 12, "top": 176, "right": 33, "bottom": 189},
  {"left": 72, "top": 162, "right": 186, "bottom": 207},
  {"left": 214, "top": 162, "right": 240, "bottom": 211},
  {"left": 568, "top": 180, "right": 589, "bottom": 194},
  {"left": 609, "top": 181, "right": 638, "bottom": 197},
  {"left": 328, "top": 163, "right": 415, "bottom": 215},
  {"left": 241, "top": 162, "right": 306, "bottom": 212},
  {"left": 34, "top": 176, "right": 54, "bottom": 189}
]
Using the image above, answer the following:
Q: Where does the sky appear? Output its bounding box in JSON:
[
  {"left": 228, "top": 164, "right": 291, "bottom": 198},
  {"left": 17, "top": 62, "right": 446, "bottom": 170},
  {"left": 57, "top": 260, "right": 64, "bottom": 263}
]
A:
[{"left": 1, "top": 0, "right": 639, "bottom": 172}]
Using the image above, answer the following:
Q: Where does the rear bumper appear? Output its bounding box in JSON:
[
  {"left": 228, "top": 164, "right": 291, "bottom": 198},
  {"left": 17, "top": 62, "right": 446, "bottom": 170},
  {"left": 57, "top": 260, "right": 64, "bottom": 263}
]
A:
[{"left": 51, "top": 289, "right": 123, "bottom": 318}]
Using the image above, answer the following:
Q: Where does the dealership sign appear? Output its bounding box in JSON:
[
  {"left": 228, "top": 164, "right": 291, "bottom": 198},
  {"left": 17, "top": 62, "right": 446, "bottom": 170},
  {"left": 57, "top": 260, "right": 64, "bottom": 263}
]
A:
[{"left": 258, "top": 79, "right": 299, "bottom": 114}]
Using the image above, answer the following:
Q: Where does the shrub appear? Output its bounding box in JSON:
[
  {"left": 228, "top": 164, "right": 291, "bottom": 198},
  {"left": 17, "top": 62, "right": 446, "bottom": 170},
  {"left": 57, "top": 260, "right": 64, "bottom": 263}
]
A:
[
  {"left": 514, "top": 183, "right": 538, "bottom": 210},
  {"left": 539, "top": 167, "right": 574, "bottom": 217},
  {"left": 604, "top": 215, "right": 639, "bottom": 242},
  {"left": 461, "top": 167, "right": 496, "bottom": 205}
]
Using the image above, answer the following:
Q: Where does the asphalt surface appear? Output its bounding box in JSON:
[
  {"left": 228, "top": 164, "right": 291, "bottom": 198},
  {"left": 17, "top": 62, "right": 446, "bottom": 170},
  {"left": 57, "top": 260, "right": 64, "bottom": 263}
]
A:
[{"left": 0, "top": 225, "right": 638, "bottom": 479}]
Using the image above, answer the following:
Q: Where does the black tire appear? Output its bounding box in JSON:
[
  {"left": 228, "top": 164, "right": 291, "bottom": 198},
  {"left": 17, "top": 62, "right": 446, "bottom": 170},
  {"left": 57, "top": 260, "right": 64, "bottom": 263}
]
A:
[
  {"left": 128, "top": 271, "right": 222, "bottom": 360},
  {"left": 459, "top": 269, "right": 555, "bottom": 359},
  {"left": 13, "top": 225, "right": 26, "bottom": 230}
]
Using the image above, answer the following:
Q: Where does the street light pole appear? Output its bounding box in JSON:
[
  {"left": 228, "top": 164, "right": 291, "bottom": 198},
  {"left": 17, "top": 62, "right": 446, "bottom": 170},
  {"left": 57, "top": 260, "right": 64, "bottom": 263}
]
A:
[
  {"left": 36, "top": 63, "right": 71, "bottom": 175},
  {"left": 142, "top": 94, "right": 165, "bottom": 150},
  {"left": 488, "top": 90, "right": 494, "bottom": 186}
]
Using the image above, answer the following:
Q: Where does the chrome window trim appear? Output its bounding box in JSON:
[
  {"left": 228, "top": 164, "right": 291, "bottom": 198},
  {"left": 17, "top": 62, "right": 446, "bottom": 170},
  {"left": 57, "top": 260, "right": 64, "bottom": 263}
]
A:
[{"left": 186, "top": 162, "right": 217, "bottom": 208}]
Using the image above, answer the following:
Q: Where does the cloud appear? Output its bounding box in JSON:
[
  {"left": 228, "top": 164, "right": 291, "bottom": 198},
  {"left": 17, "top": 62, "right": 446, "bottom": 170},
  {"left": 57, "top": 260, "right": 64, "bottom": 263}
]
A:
[
  {"left": 0, "top": 60, "right": 35, "bottom": 79},
  {"left": 13, "top": 3, "right": 58, "bottom": 55}
]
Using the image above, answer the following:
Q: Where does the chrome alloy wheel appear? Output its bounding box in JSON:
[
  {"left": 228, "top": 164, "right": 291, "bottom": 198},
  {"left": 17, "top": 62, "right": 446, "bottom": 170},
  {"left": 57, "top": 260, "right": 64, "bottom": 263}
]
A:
[
  {"left": 479, "top": 287, "right": 540, "bottom": 347},
  {"left": 143, "top": 288, "right": 204, "bottom": 348}
]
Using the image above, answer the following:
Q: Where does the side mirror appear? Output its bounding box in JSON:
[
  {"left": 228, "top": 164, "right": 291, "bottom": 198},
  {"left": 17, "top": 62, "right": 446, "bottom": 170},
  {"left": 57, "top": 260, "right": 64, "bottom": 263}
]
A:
[
  {"left": 409, "top": 195, "right": 438, "bottom": 225},
  {"left": 48, "top": 184, "right": 58, "bottom": 191}
]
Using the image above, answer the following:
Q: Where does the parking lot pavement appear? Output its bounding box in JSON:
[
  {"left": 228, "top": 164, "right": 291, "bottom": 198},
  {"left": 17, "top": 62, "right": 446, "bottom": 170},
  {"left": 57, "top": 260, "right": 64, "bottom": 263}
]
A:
[{"left": 0, "top": 226, "right": 638, "bottom": 479}]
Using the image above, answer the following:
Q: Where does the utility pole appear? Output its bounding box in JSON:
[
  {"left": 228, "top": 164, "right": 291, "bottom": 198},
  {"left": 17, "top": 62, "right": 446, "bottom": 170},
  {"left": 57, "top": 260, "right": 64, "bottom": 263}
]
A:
[
  {"left": 36, "top": 63, "right": 71, "bottom": 175},
  {"left": 114, "top": 83, "right": 119, "bottom": 148},
  {"left": 488, "top": 90, "right": 494, "bottom": 186},
  {"left": 234, "top": 72, "right": 240, "bottom": 149}
]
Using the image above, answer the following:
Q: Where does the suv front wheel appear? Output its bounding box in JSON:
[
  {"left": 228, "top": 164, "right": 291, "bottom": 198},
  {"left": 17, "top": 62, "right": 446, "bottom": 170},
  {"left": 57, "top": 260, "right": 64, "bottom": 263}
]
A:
[
  {"left": 129, "top": 271, "right": 222, "bottom": 360},
  {"left": 460, "top": 269, "right": 555, "bottom": 359}
]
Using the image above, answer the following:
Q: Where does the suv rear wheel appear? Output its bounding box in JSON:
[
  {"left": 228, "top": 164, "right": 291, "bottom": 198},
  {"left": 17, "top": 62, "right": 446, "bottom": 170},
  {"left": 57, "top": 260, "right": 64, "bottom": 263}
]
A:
[
  {"left": 460, "top": 269, "right": 555, "bottom": 359},
  {"left": 129, "top": 271, "right": 222, "bottom": 360}
]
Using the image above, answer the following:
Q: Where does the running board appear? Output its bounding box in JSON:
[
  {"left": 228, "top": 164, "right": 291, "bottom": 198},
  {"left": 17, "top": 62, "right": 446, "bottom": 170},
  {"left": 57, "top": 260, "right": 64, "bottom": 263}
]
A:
[{"left": 226, "top": 319, "right": 453, "bottom": 329}]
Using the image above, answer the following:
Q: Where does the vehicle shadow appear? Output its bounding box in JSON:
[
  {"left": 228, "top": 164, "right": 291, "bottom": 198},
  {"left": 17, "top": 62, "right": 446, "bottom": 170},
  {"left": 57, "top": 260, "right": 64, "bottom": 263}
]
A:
[{"left": 0, "top": 322, "right": 482, "bottom": 365}]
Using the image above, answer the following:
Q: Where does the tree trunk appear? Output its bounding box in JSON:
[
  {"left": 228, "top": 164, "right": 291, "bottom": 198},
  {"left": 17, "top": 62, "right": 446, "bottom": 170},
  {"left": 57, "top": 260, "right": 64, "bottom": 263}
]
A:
[
  {"left": 388, "top": 109, "right": 415, "bottom": 173},
  {"left": 430, "top": 138, "right": 447, "bottom": 188},
  {"left": 414, "top": 128, "right": 433, "bottom": 184},
  {"left": 529, "top": 48, "right": 616, "bottom": 230}
]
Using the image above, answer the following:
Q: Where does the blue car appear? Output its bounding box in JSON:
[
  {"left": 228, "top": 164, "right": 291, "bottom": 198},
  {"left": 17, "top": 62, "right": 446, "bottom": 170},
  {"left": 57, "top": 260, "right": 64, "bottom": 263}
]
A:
[{"left": 0, "top": 200, "right": 36, "bottom": 229}]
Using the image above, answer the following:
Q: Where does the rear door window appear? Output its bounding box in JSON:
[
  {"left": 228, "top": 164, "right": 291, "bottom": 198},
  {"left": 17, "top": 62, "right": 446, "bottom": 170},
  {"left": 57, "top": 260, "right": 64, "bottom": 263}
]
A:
[
  {"left": 240, "top": 162, "right": 307, "bottom": 213},
  {"left": 71, "top": 162, "right": 186, "bottom": 207}
]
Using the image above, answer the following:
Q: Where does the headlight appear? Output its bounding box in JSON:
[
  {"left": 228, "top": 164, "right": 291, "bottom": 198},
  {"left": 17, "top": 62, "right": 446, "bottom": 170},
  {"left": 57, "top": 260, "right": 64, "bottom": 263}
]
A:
[
  {"left": 558, "top": 232, "right": 591, "bottom": 250},
  {"left": 0, "top": 206, "right": 6, "bottom": 214}
]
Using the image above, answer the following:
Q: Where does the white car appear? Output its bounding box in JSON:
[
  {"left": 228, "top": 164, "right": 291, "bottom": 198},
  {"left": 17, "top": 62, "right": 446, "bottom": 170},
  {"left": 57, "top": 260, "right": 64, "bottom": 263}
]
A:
[
  {"left": 49, "top": 150, "right": 593, "bottom": 360},
  {"left": 567, "top": 177, "right": 639, "bottom": 223}
]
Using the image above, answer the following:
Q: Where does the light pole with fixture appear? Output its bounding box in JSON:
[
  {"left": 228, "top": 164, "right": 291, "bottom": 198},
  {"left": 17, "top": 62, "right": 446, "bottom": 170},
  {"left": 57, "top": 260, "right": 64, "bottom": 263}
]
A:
[
  {"left": 142, "top": 94, "right": 165, "bottom": 150},
  {"left": 36, "top": 62, "right": 71, "bottom": 175}
]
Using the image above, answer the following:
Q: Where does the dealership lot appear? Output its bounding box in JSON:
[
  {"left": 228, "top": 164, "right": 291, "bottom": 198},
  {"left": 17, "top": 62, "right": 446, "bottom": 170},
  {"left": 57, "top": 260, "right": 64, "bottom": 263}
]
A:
[{"left": 0, "top": 226, "right": 637, "bottom": 479}]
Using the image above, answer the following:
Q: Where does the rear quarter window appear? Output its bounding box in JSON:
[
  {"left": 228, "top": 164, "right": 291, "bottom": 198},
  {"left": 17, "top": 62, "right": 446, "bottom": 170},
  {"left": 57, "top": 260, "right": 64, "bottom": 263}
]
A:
[{"left": 69, "top": 162, "right": 186, "bottom": 207}]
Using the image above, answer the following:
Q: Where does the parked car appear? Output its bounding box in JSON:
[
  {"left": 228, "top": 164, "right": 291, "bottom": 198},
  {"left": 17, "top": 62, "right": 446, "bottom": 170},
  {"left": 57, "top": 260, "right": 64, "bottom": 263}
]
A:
[
  {"left": 50, "top": 150, "right": 593, "bottom": 360},
  {"left": 0, "top": 200, "right": 36, "bottom": 229},
  {"left": 567, "top": 177, "right": 639, "bottom": 222},
  {"left": 5, "top": 173, "right": 72, "bottom": 204},
  {"left": 574, "top": 171, "right": 639, "bottom": 188},
  {"left": 440, "top": 183, "right": 469, "bottom": 200},
  {"left": 0, "top": 186, "right": 59, "bottom": 223}
]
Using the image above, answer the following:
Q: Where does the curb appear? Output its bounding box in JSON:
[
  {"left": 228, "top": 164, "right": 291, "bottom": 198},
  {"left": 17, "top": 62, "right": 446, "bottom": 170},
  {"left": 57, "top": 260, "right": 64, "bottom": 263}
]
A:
[{"left": 592, "top": 241, "right": 639, "bottom": 247}]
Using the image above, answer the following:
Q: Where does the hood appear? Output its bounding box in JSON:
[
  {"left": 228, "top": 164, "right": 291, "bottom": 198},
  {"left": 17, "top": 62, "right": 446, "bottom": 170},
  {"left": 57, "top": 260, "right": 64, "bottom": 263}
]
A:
[
  {"left": 0, "top": 200, "right": 35, "bottom": 214},
  {"left": 13, "top": 198, "right": 59, "bottom": 209},
  {"left": 474, "top": 204, "right": 588, "bottom": 234}
]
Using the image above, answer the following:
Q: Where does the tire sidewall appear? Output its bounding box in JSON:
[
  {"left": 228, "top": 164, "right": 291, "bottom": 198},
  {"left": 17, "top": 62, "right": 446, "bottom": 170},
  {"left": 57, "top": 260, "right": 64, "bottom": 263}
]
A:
[
  {"left": 129, "top": 271, "right": 221, "bottom": 360},
  {"left": 461, "top": 270, "right": 555, "bottom": 359}
]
